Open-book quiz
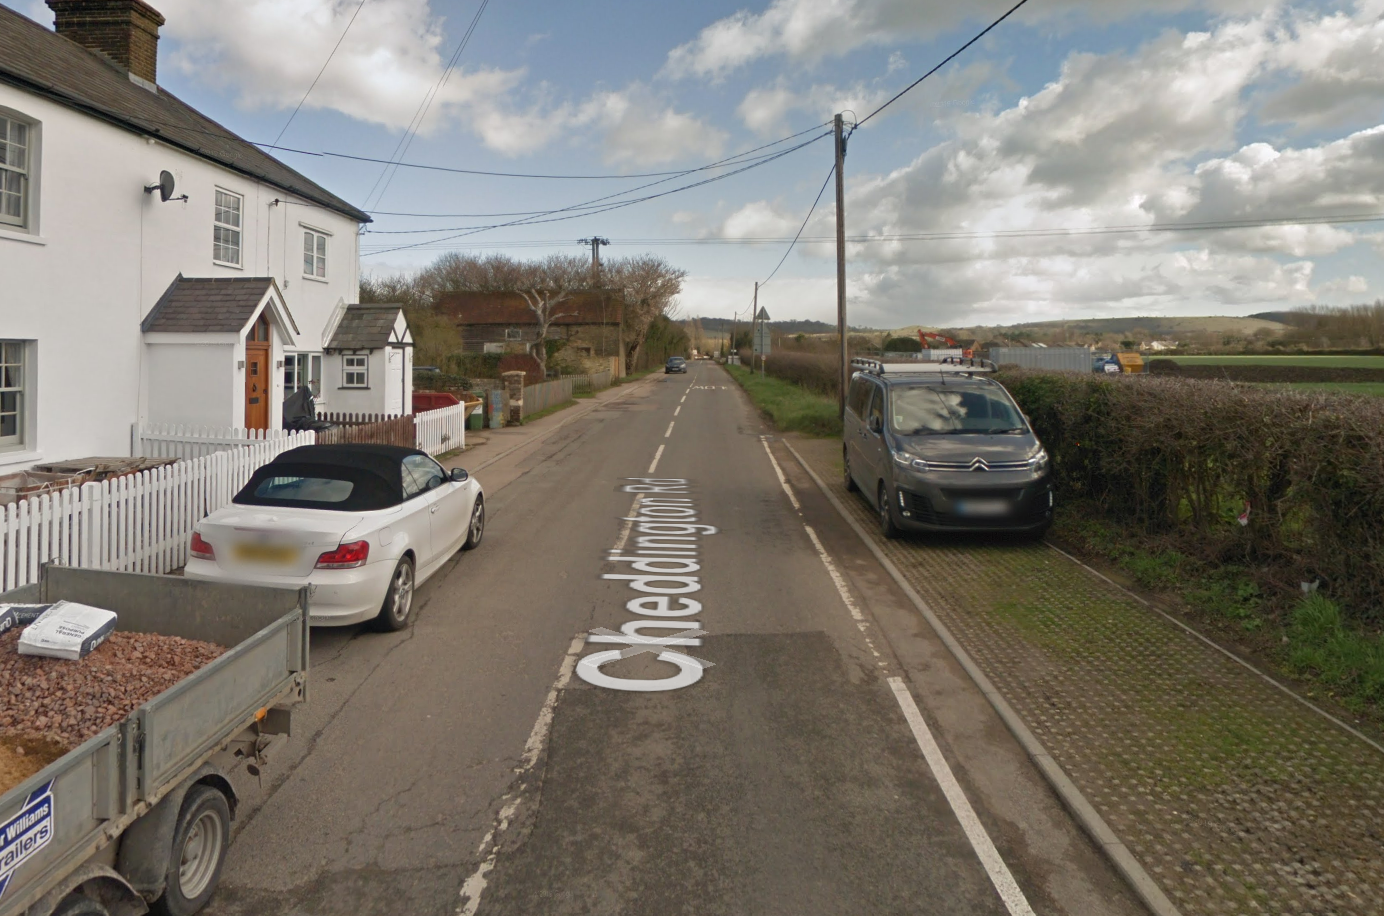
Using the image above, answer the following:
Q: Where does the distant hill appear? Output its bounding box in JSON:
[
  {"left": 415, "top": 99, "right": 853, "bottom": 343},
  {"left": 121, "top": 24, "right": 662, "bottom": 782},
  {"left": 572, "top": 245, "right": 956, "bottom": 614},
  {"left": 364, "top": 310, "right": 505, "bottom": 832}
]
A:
[
  {"left": 692, "top": 317, "right": 873, "bottom": 334},
  {"left": 931, "top": 315, "right": 1290, "bottom": 339}
]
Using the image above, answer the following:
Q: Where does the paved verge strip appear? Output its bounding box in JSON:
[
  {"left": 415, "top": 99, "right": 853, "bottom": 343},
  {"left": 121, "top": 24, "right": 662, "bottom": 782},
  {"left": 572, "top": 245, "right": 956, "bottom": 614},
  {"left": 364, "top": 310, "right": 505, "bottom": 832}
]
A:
[{"left": 781, "top": 440, "right": 1181, "bottom": 916}]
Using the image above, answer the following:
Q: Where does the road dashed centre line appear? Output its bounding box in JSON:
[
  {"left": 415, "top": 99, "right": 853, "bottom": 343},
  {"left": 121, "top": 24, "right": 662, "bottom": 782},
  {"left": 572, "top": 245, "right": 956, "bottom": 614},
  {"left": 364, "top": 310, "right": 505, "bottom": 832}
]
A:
[
  {"left": 664, "top": 421, "right": 675, "bottom": 438},
  {"left": 759, "top": 436, "right": 1037, "bottom": 916}
]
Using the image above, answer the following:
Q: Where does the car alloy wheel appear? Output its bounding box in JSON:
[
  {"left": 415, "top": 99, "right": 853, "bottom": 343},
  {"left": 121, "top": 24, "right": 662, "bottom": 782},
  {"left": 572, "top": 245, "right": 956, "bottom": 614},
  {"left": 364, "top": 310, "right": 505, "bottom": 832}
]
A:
[
  {"left": 373, "top": 557, "right": 415, "bottom": 632},
  {"left": 464, "top": 496, "right": 485, "bottom": 550}
]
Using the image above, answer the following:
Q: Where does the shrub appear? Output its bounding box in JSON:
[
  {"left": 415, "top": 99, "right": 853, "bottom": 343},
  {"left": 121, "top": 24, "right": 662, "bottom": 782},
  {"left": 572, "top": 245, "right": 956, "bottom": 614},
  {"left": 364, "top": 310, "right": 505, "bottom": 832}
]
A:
[
  {"left": 997, "top": 369, "right": 1384, "bottom": 624},
  {"left": 760, "top": 352, "right": 840, "bottom": 397},
  {"left": 883, "top": 336, "right": 923, "bottom": 353}
]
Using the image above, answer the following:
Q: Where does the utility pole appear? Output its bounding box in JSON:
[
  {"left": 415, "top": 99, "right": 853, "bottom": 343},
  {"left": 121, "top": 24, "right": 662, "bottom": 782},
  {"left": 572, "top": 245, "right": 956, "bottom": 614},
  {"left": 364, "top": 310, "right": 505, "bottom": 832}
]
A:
[
  {"left": 578, "top": 237, "right": 610, "bottom": 283},
  {"left": 752, "top": 281, "right": 759, "bottom": 374},
  {"left": 834, "top": 113, "right": 848, "bottom": 419}
]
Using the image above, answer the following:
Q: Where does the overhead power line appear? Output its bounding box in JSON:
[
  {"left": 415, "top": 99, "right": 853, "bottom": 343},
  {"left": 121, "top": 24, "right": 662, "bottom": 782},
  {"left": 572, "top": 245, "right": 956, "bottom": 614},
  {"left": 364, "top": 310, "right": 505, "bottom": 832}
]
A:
[
  {"left": 857, "top": 0, "right": 1034, "bottom": 128},
  {"left": 359, "top": 212, "right": 1384, "bottom": 252},
  {"left": 360, "top": 131, "right": 832, "bottom": 257},
  {"left": 758, "top": 164, "right": 837, "bottom": 289},
  {"left": 364, "top": 0, "right": 492, "bottom": 212},
  {"left": 272, "top": 0, "right": 370, "bottom": 147}
]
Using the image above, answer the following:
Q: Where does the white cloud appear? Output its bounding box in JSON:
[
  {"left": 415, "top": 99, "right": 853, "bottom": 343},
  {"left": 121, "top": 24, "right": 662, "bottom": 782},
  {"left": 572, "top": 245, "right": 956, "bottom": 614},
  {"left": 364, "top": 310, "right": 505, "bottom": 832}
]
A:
[
  {"left": 156, "top": 0, "right": 522, "bottom": 136},
  {"left": 1260, "top": 1, "right": 1384, "bottom": 130},
  {"left": 713, "top": 6, "right": 1384, "bottom": 325},
  {"left": 579, "top": 85, "right": 727, "bottom": 165},
  {"left": 1318, "top": 275, "right": 1369, "bottom": 297},
  {"left": 721, "top": 200, "right": 802, "bottom": 238},
  {"left": 664, "top": 0, "right": 1264, "bottom": 81}
]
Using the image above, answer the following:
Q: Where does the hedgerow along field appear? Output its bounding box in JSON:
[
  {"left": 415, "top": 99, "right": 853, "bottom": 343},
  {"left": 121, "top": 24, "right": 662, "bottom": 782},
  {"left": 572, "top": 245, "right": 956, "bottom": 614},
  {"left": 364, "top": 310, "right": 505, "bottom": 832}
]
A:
[{"left": 1168, "top": 355, "right": 1384, "bottom": 367}]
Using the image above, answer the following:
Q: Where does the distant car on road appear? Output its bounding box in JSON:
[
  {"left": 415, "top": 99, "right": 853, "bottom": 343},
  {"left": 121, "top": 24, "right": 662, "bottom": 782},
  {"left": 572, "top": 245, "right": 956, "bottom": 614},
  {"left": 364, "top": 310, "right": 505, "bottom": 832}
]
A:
[
  {"left": 186, "top": 444, "right": 485, "bottom": 629},
  {"left": 665, "top": 356, "right": 688, "bottom": 374},
  {"left": 843, "top": 358, "right": 1052, "bottom": 538}
]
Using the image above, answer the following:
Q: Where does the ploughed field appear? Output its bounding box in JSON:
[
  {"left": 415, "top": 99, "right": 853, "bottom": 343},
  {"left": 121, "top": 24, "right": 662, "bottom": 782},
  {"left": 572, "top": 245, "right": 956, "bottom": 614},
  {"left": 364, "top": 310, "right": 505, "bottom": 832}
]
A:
[{"left": 1149, "top": 356, "right": 1384, "bottom": 392}]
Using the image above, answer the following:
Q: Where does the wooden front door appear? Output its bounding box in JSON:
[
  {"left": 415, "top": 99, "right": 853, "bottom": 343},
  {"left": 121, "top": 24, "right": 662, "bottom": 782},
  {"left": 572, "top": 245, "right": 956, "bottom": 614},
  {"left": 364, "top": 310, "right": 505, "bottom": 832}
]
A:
[{"left": 245, "top": 313, "right": 273, "bottom": 430}]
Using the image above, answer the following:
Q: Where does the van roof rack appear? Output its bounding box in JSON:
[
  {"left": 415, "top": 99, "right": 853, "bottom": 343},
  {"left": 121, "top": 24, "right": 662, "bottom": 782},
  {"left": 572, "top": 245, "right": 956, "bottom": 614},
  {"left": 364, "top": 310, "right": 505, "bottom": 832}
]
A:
[{"left": 850, "top": 356, "right": 997, "bottom": 377}]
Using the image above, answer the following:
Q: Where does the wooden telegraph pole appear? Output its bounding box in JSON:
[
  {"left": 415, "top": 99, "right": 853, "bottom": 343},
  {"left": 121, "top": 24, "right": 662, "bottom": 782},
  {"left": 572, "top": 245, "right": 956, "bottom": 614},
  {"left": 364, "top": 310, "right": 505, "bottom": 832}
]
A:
[{"left": 834, "top": 114, "right": 848, "bottom": 418}]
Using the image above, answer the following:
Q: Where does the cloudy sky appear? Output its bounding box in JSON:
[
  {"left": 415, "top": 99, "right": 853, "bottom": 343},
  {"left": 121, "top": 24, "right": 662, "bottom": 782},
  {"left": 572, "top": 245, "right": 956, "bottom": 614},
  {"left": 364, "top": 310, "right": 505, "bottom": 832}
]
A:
[{"left": 11, "top": 0, "right": 1384, "bottom": 327}]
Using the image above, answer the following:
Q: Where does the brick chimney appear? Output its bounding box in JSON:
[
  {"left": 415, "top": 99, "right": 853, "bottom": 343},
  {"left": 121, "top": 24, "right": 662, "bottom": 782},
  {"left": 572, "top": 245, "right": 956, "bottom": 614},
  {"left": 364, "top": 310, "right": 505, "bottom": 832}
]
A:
[{"left": 46, "top": 0, "right": 165, "bottom": 88}]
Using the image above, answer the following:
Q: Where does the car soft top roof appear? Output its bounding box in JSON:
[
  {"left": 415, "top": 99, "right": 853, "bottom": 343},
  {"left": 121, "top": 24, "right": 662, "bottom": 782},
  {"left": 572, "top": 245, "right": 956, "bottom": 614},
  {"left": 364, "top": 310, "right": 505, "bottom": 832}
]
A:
[{"left": 232, "top": 444, "right": 428, "bottom": 511}]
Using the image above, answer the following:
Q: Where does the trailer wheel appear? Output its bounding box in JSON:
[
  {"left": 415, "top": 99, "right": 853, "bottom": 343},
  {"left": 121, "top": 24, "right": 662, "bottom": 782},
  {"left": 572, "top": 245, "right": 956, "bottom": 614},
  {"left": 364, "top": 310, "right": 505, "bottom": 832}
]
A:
[
  {"left": 53, "top": 895, "right": 110, "bottom": 916},
  {"left": 150, "top": 785, "right": 231, "bottom": 916}
]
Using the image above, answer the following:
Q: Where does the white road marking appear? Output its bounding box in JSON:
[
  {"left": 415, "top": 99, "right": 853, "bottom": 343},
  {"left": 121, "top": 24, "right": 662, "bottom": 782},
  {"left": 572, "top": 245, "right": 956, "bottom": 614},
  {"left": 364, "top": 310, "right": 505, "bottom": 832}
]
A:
[
  {"left": 647, "top": 444, "right": 665, "bottom": 474},
  {"left": 674, "top": 405, "right": 682, "bottom": 416},
  {"left": 680, "top": 395, "right": 687, "bottom": 403},
  {"left": 760, "top": 436, "right": 1036, "bottom": 915},
  {"left": 457, "top": 633, "right": 586, "bottom": 916},
  {"left": 664, "top": 421, "right": 675, "bottom": 438},
  {"left": 889, "top": 677, "right": 1038, "bottom": 916},
  {"left": 611, "top": 494, "right": 642, "bottom": 552}
]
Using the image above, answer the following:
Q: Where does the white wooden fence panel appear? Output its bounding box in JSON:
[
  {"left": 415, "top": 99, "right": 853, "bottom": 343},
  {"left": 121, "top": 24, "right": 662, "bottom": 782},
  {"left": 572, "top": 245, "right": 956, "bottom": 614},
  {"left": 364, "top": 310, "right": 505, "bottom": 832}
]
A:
[
  {"left": 136, "top": 424, "right": 308, "bottom": 459},
  {"left": 0, "top": 434, "right": 312, "bottom": 593},
  {"left": 415, "top": 403, "right": 469, "bottom": 456}
]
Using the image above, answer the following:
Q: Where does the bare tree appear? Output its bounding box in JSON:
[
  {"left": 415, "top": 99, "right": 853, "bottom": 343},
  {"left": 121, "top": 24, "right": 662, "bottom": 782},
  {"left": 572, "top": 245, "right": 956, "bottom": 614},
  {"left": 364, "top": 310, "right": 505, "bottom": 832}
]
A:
[{"left": 604, "top": 255, "right": 687, "bottom": 373}]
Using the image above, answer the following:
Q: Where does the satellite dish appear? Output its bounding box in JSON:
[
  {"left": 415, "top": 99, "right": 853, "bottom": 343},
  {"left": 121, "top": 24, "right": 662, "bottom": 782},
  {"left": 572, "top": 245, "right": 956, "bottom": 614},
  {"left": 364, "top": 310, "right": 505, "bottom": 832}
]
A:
[{"left": 144, "top": 170, "right": 182, "bottom": 202}]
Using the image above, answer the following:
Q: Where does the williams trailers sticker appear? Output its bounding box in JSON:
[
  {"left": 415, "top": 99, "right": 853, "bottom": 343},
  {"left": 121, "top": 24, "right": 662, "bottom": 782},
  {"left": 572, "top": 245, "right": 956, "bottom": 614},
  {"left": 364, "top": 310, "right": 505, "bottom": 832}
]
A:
[{"left": 0, "top": 780, "right": 54, "bottom": 900}]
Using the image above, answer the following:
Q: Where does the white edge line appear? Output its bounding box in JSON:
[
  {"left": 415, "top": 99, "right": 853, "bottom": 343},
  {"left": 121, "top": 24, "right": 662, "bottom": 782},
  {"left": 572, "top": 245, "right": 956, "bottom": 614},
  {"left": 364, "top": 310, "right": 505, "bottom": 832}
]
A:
[
  {"left": 612, "top": 494, "right": 643, "bottom": 552},
  {"left": 1043, "top": 541, "right": 1384, "bottom": 758},
  {"left": 458, "top": 632, "right": 586, "bottom": 916},
  {"left": 758, "top": 437, "right": 801, "bottom": 511},
  {"left": 647, "top": 444, "right": 665, "bottom": 475},
  {"left": 889, "top": 677, "right": 1036, "bottom": 916},
  {"left": 779, "top": 438, "right": 1183, "bottom": 916}
]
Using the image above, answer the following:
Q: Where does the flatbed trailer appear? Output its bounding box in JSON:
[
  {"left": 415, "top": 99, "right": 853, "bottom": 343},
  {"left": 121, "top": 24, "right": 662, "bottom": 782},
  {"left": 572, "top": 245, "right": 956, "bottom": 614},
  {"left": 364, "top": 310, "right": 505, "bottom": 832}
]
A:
[{"left": 0, "top": 566, "right": 309, "bottom": 916}]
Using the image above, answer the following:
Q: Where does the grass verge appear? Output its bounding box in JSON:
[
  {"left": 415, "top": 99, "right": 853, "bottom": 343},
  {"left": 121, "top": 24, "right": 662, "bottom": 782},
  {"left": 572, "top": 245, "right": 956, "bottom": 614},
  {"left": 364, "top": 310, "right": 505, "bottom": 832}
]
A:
[
  {"left": 1052, "top": 503, "right": 1384, "bottom": 720},
  {"left": 520, "top": 399, "right": 576, "bottom": 423},
  {"left": 725, "top": 364, "right": 842, "bottom": 437}
]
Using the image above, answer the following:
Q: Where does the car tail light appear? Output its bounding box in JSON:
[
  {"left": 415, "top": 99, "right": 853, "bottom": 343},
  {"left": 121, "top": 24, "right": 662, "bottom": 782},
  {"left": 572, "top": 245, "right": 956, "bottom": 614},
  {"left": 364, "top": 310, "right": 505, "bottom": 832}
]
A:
[
  {"left": 315, "top": 540, "right": 370, "bottom": 569},
  {"left": 190, "top": 531, "right": 215, "bottom": 561}
]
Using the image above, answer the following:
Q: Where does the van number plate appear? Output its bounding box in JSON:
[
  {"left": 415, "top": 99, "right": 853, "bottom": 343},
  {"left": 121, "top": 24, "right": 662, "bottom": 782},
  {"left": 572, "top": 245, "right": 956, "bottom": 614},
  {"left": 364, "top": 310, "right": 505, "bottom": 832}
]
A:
[{"left": 955, "top": 499, "right": 1010, "bottom": 517}]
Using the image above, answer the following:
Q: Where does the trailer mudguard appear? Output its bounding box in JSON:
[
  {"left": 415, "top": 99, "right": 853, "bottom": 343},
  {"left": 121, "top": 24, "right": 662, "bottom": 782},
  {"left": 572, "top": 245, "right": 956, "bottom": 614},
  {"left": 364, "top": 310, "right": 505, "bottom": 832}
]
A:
[
  {"left": 114, "top": 766, "right": 237, "bottom": 901},
  {"left": 24, "top": 864, "right": 147, "bottom": 916}
]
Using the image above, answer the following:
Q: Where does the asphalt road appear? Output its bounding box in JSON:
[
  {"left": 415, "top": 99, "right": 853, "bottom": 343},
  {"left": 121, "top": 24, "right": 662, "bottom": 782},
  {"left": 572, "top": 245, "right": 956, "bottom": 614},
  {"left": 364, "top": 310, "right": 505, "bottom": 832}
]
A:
[{"left": 205, "top": 362, "right": 1143, "bottom": 916}]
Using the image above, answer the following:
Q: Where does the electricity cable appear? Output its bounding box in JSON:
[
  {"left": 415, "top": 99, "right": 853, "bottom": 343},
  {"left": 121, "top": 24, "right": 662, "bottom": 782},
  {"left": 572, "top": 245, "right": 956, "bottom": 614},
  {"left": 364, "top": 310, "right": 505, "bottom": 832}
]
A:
[
  {"left": 856, "top": 0, "right": 1034, "bottom": 129},
  {"left": 758, "top": 164, "right": 836, "bottom": 289},
  {"left": 272, "top": 0, "right": 370, "bottom": 147}
]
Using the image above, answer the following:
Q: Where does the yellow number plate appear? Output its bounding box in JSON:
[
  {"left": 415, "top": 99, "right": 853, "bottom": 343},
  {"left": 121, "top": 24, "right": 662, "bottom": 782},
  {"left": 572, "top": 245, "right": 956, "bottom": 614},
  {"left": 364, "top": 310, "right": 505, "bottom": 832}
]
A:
[{"left": 232, "top": 543, "right": 300, "bottom": 565}]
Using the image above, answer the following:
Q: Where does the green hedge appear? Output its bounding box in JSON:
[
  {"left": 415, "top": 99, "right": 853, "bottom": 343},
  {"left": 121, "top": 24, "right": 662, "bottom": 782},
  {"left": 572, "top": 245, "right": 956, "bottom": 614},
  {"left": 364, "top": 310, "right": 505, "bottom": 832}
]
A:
[{"left": 997, "top": 370, "right": 1384, "bottom": 624}]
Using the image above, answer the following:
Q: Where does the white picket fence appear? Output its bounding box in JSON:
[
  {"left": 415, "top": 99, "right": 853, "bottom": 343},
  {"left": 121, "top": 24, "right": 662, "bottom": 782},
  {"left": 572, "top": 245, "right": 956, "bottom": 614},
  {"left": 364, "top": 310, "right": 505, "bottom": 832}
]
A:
[
  {"left": 1, "top": 435, "right": 308, "bottom": 592},
  {"left": 136, "top": 424, "right": 310, "bottom": 459},
  {"left": 415, "top": 403, "right": 470, "bottom": 456}
]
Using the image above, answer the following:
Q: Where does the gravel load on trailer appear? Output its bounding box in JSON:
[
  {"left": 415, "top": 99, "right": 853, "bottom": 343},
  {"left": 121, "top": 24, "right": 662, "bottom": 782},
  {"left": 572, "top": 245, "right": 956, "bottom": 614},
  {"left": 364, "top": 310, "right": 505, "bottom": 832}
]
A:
[{"left": 0, "top": 628, "right": 225, "bottom": 788}]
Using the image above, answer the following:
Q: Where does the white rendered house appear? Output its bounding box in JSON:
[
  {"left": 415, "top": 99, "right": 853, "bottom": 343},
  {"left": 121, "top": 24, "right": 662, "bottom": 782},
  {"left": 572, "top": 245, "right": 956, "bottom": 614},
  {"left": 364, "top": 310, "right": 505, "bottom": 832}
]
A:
[{"left": 0, "top": 0, "right": 411, "bottom": 472}]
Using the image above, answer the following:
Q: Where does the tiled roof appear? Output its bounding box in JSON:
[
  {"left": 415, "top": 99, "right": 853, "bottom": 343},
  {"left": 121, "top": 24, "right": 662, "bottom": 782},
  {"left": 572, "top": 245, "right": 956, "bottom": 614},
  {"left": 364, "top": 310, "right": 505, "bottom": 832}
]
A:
[
  {"left": 435, "top": 290, "right": 625, "bottom": 326},
  {"left": 327, "top": 304, "right": 405, "bottom": 350},
  {"left": 0, "top": 5, "right": 369, "bottom": 224},
  {"left": 141, "top": 275, "right": 288, "bottom": 333}
]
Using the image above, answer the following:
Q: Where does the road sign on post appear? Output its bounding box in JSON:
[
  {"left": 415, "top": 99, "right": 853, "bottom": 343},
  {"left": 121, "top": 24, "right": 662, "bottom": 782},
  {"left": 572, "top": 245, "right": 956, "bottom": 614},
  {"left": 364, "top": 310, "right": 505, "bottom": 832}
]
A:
[{"left": 753, "top": 325, "right": 771, "bottom": 355}]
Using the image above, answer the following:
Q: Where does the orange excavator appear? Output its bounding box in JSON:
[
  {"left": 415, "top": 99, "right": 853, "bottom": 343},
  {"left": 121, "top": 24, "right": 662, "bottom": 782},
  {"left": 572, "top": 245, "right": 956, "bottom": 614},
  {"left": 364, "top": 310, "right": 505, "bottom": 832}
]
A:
[{"left": 918, "top": 330, "right": 973, "bottom": 358}]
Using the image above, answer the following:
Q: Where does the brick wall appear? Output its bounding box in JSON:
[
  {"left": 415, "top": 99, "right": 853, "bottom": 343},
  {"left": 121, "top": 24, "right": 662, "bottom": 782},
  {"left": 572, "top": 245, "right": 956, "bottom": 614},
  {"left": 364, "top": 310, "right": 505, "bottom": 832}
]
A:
[{"left": 47, "top": 0, "right": 165, "bottom": 85}]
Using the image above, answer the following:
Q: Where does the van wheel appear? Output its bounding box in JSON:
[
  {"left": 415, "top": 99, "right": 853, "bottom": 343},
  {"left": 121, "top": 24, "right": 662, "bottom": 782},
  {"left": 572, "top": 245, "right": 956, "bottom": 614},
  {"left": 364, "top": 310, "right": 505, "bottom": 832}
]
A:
[
  {"left": 54, "top": 896, "right": 110, "bottom": 916},
  {"left": 150, "top": 785, "right": 231, "bottom": 916},
  {"left": 878, "top": 484, "right": 902, "bottom": 540},
  {"left": 372, "top": 557, "right": 415, "bottom": 632},
  {"left": 843, "top": 448, "right": 859, "bottom": 493}
]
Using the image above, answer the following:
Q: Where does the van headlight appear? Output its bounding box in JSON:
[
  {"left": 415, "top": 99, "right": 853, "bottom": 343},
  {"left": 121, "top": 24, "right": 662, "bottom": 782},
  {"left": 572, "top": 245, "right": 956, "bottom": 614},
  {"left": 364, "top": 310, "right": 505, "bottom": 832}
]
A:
[
  {"left": 1028, "top": 448, "right": 1050, "bottom": 473},
  {"left": 893, "top": 452, "right": 929, "bottom": 471}
]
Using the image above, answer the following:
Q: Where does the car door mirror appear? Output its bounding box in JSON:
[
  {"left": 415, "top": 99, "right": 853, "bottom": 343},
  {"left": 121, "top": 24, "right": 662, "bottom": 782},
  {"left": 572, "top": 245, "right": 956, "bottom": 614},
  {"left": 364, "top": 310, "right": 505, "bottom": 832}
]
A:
[
  {"left": 450, "top": 468, "right": 470, "bottom": 482},
  {"left": 868, "top": 415, "right": 883, "bottom": 434}
]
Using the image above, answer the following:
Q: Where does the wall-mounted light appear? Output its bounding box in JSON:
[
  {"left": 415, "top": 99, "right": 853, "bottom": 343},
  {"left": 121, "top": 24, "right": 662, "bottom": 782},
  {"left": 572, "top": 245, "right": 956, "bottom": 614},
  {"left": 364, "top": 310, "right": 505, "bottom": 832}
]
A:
[
  {"left": 275, "top": 360, "right": 284, "bottom": 369},
  {"left": 237, "top": 360, "right": 245, "bottom": 370}
]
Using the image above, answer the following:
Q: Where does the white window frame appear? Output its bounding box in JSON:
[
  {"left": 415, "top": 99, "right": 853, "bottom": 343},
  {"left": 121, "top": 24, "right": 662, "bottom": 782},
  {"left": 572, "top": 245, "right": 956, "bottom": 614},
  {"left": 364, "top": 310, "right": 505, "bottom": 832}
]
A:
[
  {"left": 0, "top": 340, "right": 30, "bottom": 450},
  {"left": 284, "top": 352, "right": 323, "bottom": 397},
  {"left": 505, "top": 328, "right": 523, "bottom": 340},
  {"left": 213, "top": 188, "right": 243, "bottom": 268},
  {"left": 343, "top": 353, "right": 368, "bottom": 388},
  {"left": 301, "top": 224, "right": 329, "bottom": 281},
  {"left": 0, "top": 111, "right": 35, "bottom": 234}
]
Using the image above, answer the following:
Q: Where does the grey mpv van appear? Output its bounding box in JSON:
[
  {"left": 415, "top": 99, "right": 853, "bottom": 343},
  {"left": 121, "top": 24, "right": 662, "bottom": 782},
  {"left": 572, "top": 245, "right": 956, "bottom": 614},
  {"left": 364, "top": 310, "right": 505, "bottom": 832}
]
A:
[{"left": 843, "top": 358, "right": 1053, "bottom": 538}]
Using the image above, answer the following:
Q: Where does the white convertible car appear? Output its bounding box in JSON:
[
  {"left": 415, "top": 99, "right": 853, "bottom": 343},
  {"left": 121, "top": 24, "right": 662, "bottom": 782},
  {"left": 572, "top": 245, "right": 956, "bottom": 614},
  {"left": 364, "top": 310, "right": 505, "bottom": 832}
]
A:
[{"left": 185, "top": 444, "right": 484, "bottom": 629}]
